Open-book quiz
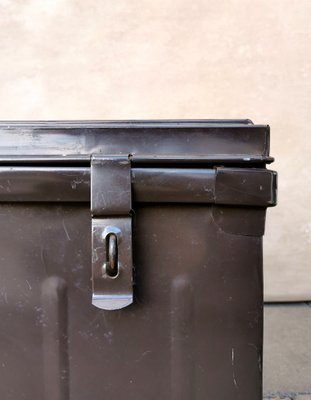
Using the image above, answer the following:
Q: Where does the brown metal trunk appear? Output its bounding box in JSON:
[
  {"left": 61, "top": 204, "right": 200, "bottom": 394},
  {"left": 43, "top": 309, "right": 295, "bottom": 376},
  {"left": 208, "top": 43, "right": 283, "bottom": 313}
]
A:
[{"left": 0, "top": 120, "right": 276, "bottom": 400}]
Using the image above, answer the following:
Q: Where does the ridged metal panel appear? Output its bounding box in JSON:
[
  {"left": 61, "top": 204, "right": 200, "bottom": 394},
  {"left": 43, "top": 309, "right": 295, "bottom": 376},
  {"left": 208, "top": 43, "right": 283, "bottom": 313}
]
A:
[{"left": 0, "top": 204, "right": 263, "bottom": 399}]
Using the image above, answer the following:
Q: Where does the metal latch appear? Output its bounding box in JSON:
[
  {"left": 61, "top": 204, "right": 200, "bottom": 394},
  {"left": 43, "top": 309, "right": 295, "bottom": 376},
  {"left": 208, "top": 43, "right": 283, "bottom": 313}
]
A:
[{"left": 91, "top": 155, "right": 133, "bottom": 310}]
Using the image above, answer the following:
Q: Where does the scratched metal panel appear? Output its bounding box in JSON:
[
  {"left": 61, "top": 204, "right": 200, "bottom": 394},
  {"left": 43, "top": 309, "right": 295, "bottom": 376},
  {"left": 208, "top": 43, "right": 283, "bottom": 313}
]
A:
[
  {"left": 0, "top": 203, "right": 262, "bottom": 400},
  {"left": 0, "top": 120, "right": 271, "bottom": 163},
  {"left": 0, "top": 166, "right": 277, "bottom": 208}
]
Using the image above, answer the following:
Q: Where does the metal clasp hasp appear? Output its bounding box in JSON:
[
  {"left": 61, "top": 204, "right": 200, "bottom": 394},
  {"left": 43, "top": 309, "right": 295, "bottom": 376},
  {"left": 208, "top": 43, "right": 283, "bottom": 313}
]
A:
[{"left": 91, "top": 155, "right": 133, "bottom": 311}]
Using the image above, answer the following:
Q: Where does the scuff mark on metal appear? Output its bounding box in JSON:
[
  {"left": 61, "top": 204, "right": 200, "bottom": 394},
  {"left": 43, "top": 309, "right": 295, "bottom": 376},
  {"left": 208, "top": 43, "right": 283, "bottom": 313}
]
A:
[
  {"left": 134, "top": 350, "right": 152, "bottom": 363},
  {"left": 26, "top": 280, "right": 32, "bottom": 290},
  {"left": 62, "top": 219, "right": 71, "bottom": 241},
  {"left": 231, "top": 347, "right": 239, "bottom": 390}
]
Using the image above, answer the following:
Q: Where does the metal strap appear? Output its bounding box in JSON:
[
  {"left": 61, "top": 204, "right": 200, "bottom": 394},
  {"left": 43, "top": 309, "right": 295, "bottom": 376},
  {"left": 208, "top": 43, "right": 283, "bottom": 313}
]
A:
[{"left": 91, "top": 155, "right": 133, "bottom": 310}]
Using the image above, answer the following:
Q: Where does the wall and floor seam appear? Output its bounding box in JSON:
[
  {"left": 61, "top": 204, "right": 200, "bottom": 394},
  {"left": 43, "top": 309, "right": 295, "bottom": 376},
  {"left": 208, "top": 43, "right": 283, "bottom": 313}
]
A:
[{"left": 264, "top": 391, "right": 311, "bottom": 399}]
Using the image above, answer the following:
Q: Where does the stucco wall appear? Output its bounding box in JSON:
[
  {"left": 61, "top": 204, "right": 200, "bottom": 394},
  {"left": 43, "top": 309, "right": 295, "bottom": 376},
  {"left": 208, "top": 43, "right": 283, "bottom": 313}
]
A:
[{"left": 0, "top": 0, "right": 310, "bottom": 300}]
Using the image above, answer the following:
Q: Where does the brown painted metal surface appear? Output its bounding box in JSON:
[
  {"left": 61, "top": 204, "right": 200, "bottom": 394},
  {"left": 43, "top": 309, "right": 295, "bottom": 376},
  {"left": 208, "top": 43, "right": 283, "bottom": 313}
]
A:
[{"left": 0, "top": 120, "right": 276, "bottom": 399}]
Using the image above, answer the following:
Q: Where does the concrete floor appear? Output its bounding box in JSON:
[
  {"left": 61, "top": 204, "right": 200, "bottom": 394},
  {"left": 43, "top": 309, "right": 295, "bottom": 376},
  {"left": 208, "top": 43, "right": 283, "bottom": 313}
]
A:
[{"left": 263, "top": 303, "right": 311, "bottom": 399}]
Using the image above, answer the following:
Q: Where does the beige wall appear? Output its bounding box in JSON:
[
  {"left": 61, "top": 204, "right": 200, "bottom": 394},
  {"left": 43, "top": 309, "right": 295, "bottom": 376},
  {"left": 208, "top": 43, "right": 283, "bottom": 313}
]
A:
[{"left": 0, "top": 0, "right": 310, "bottom": 300}]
